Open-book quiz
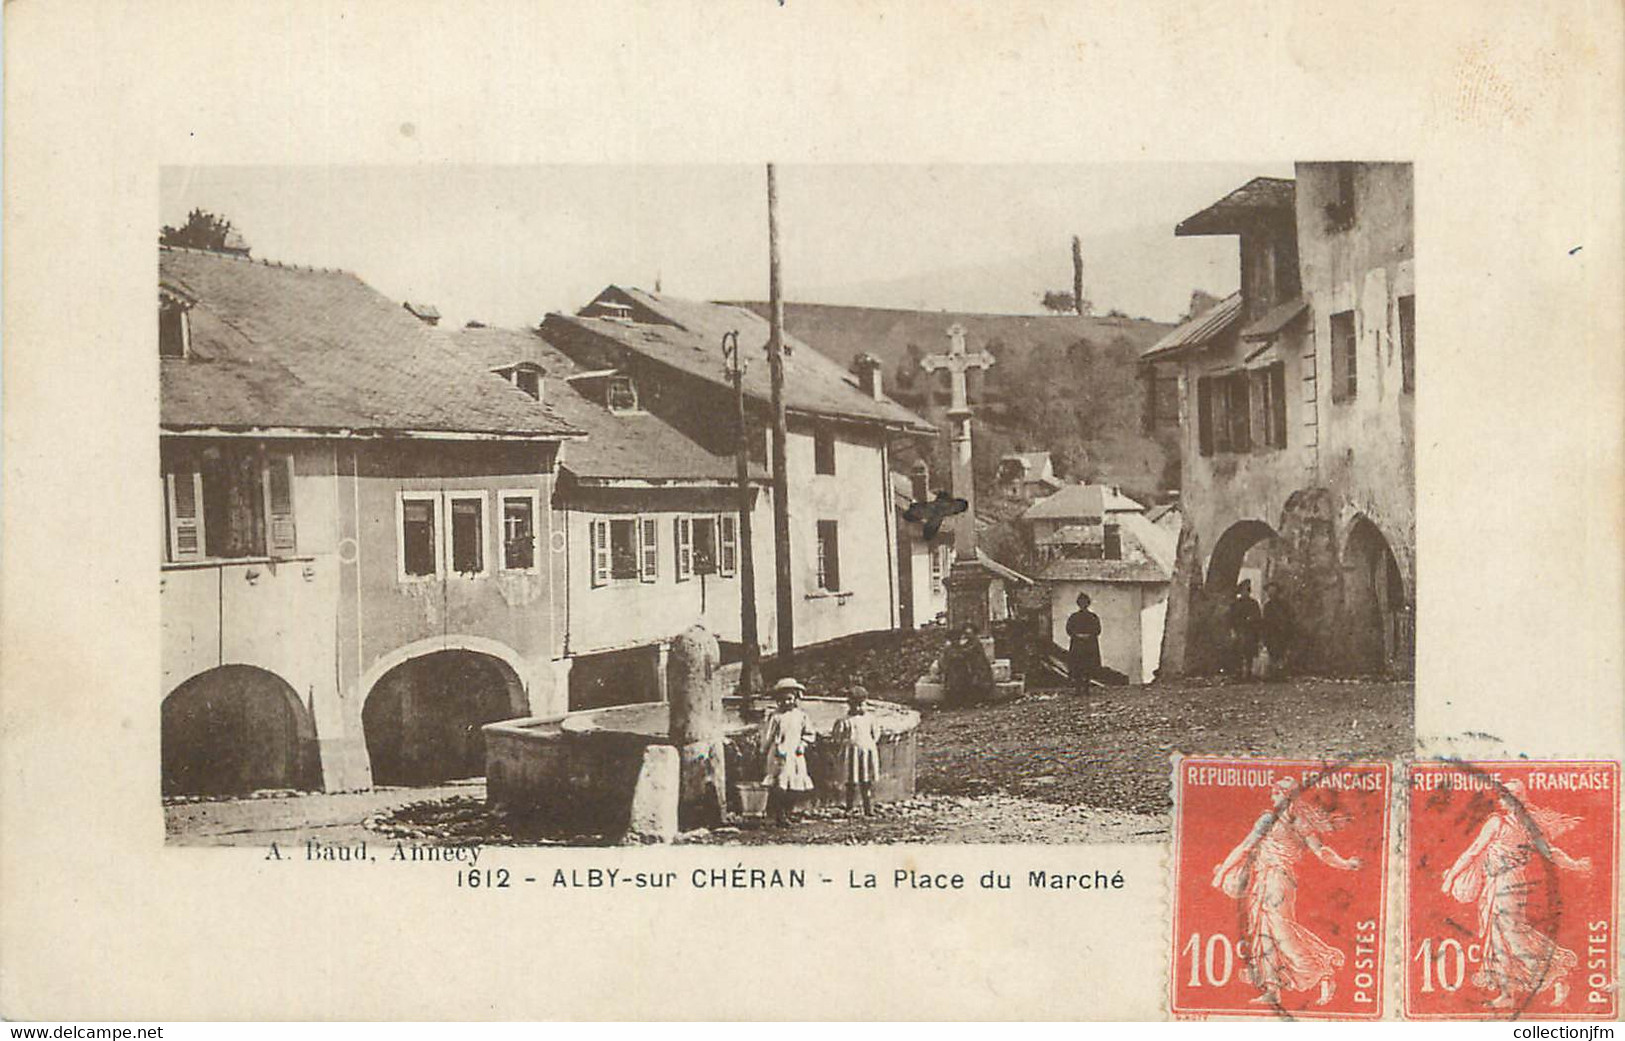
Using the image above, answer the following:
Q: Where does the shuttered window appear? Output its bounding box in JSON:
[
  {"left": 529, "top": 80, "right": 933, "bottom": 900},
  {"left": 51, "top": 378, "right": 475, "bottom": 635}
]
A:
[
  {"left": 264, "top": 454, "right": 297, "bottom": 554},
  {"left": 166, "top": 471, "right": 206, "bottom": 561},
  {"left": 1226, "top": 371, "right": 1251, "bottom": 453},
  {"left": 639, "top": 517, "right": 659, "bottom": 583},
  {"left": 1249, "top": 363, "right": 1288, "bottom": 451},
  {"left": 674, "top": 516, "right": 693, "bottom": 581},
  {"left": 718, "top": 514, "right": 738, "bottom": 577},
  {"left": 692, "top": 517, "right": 718, "bottom": 575},
  {"left": 1399, "top": 295, "right": 1415, "bottom": 394},
  {"left": 814, "top": 427, "right": 837, "bottom": 475},
  {"left": 1330, "top": 310, "right": 1357, "bottom": 402},
  {"left": 816, "top": 520, "right": 841, "bottom": 592},
  {"left": 163, "top": 447, "right": 300, "bottom": 564},
  {"left": 1197, "top": 377, "right": 1214, "bottom": 457},
  {"left": 608, "top": 519, "right": 638, "bottom": 580},
  {"left": 590, "top": 519, "right": 611, "bottom": 587}
]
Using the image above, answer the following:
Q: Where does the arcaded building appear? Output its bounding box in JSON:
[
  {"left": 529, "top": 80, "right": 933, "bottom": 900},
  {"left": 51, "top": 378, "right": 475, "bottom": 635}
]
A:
[
  {"left": 1147, "top": 163, "right": 1414, "bottom": 676},
  {"left": 159, "top": 247, "right": 582, "bottom": 795}
]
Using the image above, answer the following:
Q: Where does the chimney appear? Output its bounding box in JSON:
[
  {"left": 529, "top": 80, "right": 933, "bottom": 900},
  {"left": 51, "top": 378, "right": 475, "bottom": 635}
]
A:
[
  {"left": 403, "top": 301, "right": 441, "bottom": 326},
  {"left": 910, "top": 460, "right": 930, "bottom": 503},
  {"left": 854, "top": 352, "right": 884, "bottom": 400}
]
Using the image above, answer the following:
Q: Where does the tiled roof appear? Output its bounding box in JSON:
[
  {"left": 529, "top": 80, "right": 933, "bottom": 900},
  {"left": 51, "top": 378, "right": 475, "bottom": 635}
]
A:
[
  {"left": 453, "top": 324, "right": 564, "bottom": 372},
  {"left": 159, "top": 248, "right": 581, "bottom": 438},
  {"left": 1141, "top": 292, "right": 1243, "bottom": 360},
  {"left": 977, "top": 549, "right": 1032, "bottom": 586},
  {"left": 446, "top": 325, "right": 759, "bottom": 483},
  {"left": 1035, "top": 501, "right": 1175, "bottom": 585},
  {"left": 1240, "top": 296, "right": 1308, "bottom": 342},
  {"left": 1023, "top": 483, "right": 1144, "bottom": 521},
  {"left": 1025, "top": 483, "right": 1104, "bottom": 522},
  {"left": 1176, "top": 177, "right": 1296, "bottom": 237},
  {"left": 541, "top": 288, "right": 935, "bottom": 434},
  {"left": 1116, "top": 510, "right": 1177, "bottom": 573}
]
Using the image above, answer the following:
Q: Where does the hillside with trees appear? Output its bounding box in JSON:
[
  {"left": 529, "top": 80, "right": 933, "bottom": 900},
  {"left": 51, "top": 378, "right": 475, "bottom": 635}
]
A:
[{"left": 733, "top": 301, "right": 1180, "bottom": 510}]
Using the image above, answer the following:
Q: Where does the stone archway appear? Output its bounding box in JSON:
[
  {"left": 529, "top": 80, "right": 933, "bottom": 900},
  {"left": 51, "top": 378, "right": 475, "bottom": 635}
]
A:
[
  {"left": 1205, "top": 518, "right": 1281, "bottom": 597},
  {"left": 162, "top": 665, "right": 322, "bottom": 797},
  {"left": 1186, "top": 519, "right": 1281, "bottom": 675},
  {"left": 1343, "top": 515, "right": 1409, "bottom": 674},
  {"left": 362, "top": 649, "right": 527, "bottom": 786}
]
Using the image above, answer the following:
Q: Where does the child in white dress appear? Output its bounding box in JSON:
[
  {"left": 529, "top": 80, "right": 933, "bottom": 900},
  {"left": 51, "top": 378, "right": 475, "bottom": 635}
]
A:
[
  {"left": 831, "top": 686, "right": 881, "bottom": 815},
  {"left": 759, "top": 677, "right": 815, "bottom": 824}
]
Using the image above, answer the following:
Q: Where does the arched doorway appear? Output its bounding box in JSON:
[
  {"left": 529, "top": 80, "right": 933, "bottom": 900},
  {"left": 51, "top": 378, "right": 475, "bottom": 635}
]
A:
[
  {"left": 1198, "top": 519, "right": 1282, "bottom": 674},
  {"left": 363, "top": 650, "right": 526, "bottom": 786},
  {"left": 1343, "top": 516, "right": 1408, "bottom": 673},
  {"left": 162, "top": 665, "right": 321, "bottom": 797},
  {"left": 1206, "top": 519, "right": 1281, "bottom": 599}
]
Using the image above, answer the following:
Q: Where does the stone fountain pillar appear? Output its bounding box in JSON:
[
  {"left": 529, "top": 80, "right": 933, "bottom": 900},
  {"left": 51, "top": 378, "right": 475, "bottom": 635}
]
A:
[{"left": 667, "top": 624, "right": 728, "bottom": 830}]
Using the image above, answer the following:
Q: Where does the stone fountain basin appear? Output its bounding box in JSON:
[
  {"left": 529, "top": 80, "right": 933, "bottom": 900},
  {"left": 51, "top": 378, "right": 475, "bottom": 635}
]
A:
[{"left": 485, "top": 696, "right": 920, "bottom": 829}]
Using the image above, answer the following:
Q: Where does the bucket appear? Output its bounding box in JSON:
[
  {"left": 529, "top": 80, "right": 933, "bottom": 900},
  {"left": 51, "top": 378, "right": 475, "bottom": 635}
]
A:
[{"left": 737, "top": 781, "right": 770, "bottom": 819}]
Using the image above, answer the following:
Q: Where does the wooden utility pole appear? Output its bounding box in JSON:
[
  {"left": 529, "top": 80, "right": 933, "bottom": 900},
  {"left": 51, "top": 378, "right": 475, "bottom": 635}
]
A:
[
  {"left": 1072, "top": 235, "right": 1085, "bottom": 317},
  {"left": 723, "top": 331, "right": 763, "bottom": 709},
  {"left": 766, "top": 163, "right": 795, "bottom": 666}
]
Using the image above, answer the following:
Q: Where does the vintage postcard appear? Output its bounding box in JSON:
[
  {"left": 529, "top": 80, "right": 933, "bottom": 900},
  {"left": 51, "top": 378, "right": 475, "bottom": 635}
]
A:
[
  {"left": 2, "top": 0, "right": 1621, "bottom": 1024},
  {"left": 1404, "top": 760, "right": 1620, "bottom": 1020}
]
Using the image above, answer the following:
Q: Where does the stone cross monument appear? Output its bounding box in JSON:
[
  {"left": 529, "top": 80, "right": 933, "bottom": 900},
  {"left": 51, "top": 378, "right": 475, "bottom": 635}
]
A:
[{"left": 920, "top": 323, "right": 997, "bottom": 633}]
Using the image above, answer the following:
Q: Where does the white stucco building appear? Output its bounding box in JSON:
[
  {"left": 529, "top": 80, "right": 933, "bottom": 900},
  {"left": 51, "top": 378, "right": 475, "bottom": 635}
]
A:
[{"left": 540, "top": 288, "right": 934, "bottom": 664}]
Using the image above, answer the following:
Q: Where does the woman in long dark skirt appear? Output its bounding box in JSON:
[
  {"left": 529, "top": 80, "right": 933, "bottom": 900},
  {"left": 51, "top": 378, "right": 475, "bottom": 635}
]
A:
[
  {"left": 1066, "top": 593, "right": 1102, "bottom": 693},
  {"left": 942, "top": 624, "right": 996, "bottom": 706}
]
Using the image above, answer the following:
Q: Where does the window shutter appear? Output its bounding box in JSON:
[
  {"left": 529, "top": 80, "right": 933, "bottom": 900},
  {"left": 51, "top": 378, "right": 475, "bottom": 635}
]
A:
[
  {"left": 639, "top": 516, "right": 659, "bottom": 583},
  {"left": 674, "top": 516, "right": 693, "bottom": 581},
  {"left": 591, "top": 519, "right": 610, "bottom": 587},
  {"left": 718, "top": 514, "right": 737, "bottom": 577},
  {"left": 1231, "top": 372, "right": 1251, "bottom": 453},
  {"left": 1270, "top": 364, "right": 1288, "bottom": 447},
  {"left": 167, "top": 471, "right": 205, "bottom": 561},
  {"left": 264, "top": 455, "right": 297, "bottom": 554},
  {"left": 826, "top": 522, "right": 841, "bottom": 592},
  {"left": 1197, "top": 378, "right": 1214, "bottom": 456}
]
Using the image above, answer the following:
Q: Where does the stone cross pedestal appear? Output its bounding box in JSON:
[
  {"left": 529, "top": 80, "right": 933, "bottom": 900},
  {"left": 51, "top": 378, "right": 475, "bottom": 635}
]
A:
[{"left": 920, "top": 323, "right": 997, "bottom": 634}]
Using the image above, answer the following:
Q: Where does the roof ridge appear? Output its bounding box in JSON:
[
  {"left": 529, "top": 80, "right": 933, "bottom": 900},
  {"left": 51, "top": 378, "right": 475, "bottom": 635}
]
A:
[{"left": 158, "top": 243, "right": 348, "bottom": 276}]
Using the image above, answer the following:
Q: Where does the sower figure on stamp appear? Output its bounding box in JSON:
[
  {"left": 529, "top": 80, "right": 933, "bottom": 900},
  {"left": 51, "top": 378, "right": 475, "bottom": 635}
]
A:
[
  {"left": 1441, "top": 779, "right": 1590, "bottom": 1010},
  {"left": 1228, "top": 581, "right": 1263, "bottom": 680},
  {"left": 1066, "top": 593, "right": 1103, "bottom": 694},
  {"left": 1212, "top": 777, "right": 1363, "bottom": 1007},
  {"left": 758, "top": 678, "right": 815, "bottom": 824},
  {"left": 1261, "top": 582, "right": 1296, "bottom": 680},
  {"left": 831, "top": 685, "right": 880, "bottom": 816}
]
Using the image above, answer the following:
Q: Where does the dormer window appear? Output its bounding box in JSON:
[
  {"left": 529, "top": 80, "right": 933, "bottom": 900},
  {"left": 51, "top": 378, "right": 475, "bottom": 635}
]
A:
[
  {"left": 606, "top": 375, "right": 639, "bottom": 413},
  {"left": 595, "top": 301, "right": 635, "bottom": 323},
  {"left": 159, "top": 299, "right": 191, "bottom": 359},
  {"left": 492, "top": 364, "right": 543, "bottom": 402}
]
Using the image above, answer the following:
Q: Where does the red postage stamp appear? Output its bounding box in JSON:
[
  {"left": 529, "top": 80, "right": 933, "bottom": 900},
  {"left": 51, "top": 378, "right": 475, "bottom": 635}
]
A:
[
  {"left": 1170, "top": 756, "right": 1392, "bottom": 1019},
  {"left": 1404, "top": 760, "right": 1620, "bottom": 1020}
]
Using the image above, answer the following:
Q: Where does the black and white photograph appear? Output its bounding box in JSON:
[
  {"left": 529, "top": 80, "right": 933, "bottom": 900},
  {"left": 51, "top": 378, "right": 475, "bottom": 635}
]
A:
[{"left": 158, "top": 162, "right": 1416, "bottom": 848}]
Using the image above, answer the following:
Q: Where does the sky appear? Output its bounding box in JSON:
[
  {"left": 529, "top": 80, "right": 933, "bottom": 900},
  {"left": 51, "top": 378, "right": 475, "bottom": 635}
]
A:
[{"left": 159, "top": 163, "right": 1293, "bottom": 329}]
